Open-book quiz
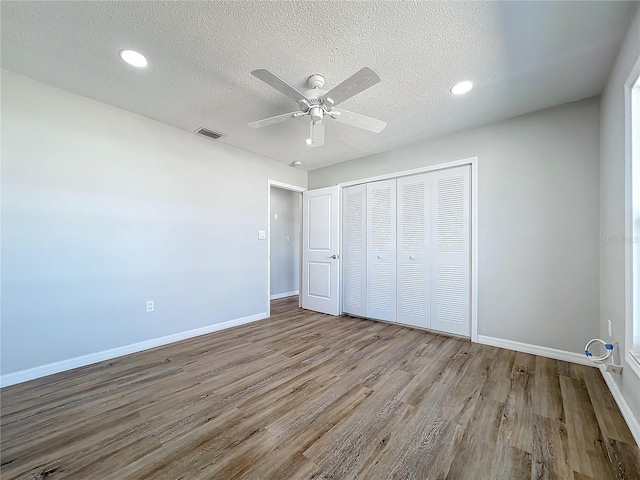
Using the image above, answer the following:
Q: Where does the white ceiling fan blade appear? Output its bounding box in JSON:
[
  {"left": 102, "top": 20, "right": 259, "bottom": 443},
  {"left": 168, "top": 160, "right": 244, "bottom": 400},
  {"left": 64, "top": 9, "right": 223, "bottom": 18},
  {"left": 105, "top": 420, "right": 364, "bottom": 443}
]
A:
[
  {"left": 251, "top": 69, "right": 310, "bottom": 104},
  {"left": 248, "top": 111, "right": 299, "bottom": 129},
  {"left": 331, "top": 109, "right": 387, "bottom": 133},
  {"left": 321, "top": 67, "right": 381, "bottom": 107},
  {"left": 310, "top": 120, "right": 325, "bottom": 147}
]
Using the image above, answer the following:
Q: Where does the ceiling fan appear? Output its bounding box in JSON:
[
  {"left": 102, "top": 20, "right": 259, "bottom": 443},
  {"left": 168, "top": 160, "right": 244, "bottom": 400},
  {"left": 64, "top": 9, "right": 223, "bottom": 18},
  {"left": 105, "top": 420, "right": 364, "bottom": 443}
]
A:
[{"left": 248, "top": 67, "right": 387, "bottom": 147}]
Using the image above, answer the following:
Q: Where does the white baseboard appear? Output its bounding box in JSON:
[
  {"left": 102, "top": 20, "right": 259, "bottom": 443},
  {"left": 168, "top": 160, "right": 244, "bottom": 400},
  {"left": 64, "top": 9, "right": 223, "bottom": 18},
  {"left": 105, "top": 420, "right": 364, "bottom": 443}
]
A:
[
  {"left": 599, "top": 366, "right": 640, "bottom": 447},
  {"left": 0, "top": 311, "right": 269, "bottom": 388},
  {"left": 477, "top": 335, "right": 594, "bottom": 367},
  {"left": 270, "top": 290, "right": 299, "bottom": 300}
]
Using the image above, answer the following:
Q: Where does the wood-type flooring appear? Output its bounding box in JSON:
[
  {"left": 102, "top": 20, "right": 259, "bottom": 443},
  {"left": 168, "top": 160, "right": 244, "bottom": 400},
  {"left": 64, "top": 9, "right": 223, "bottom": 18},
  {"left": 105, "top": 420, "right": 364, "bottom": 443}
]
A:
[{"left": 2, "top": 297, "right": 639, "bottom": 479}]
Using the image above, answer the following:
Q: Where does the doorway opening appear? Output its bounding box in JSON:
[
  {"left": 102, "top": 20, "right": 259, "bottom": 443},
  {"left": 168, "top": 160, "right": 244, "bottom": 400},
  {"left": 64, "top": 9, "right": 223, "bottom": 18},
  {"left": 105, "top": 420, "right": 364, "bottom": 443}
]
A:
[{"left": 268, "top": 180, "right": 305, "bottom": 317}]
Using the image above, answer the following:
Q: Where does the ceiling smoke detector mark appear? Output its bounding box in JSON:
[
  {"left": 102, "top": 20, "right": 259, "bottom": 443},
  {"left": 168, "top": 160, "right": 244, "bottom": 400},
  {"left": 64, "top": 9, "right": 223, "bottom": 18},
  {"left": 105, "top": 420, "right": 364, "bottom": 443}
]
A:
[{"left": 194, "top": 127, "right": 226, "bottom": 140}]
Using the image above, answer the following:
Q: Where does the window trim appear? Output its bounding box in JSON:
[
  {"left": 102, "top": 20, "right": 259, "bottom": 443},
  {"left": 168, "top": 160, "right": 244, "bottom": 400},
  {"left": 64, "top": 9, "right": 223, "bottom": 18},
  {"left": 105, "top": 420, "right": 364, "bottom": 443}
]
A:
[{"left": 625, "top": 53, "right": 640, "bottom": 379}]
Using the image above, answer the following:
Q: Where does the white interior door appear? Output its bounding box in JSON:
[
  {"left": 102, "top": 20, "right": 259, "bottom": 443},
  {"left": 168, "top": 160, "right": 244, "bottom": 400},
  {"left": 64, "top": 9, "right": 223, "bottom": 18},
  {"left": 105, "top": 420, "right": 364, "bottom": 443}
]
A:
[
  {"left": 342, "top": 184, "right": 367, "bottom": 317},
  {"left": 397, "top": 173, "right": 431, "bottom": 328},
  {"left": 367, "top": 179, "right": 397, "bottom": 322},
  {"left": 302, "top": 186, "right": 340, "bottom": 315},
  {"left": 430, "top": 165, "right": 471, "bottom": 336}
]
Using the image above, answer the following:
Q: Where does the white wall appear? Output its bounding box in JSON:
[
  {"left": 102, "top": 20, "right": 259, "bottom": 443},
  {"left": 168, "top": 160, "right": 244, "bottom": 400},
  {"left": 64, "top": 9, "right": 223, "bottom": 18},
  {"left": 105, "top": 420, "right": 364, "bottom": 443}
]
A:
[
  {"left": 270, "top": 187, "right": 300, "bottom": 297},
  {"left": 0, "top": 70, "right": 306, "bottom": 376},
  {"left": 310, "top": 97, "right": 601, "bottom": 355},
  {"left": 600, "top": 7, "right": 640, "bottom": 424}
]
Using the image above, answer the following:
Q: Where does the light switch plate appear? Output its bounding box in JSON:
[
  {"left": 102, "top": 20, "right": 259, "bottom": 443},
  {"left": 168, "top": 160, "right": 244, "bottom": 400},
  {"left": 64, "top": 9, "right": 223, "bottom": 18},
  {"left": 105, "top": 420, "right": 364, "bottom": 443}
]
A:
[{"left": 258, "top": 230, "right": 266, "bottom": 240}]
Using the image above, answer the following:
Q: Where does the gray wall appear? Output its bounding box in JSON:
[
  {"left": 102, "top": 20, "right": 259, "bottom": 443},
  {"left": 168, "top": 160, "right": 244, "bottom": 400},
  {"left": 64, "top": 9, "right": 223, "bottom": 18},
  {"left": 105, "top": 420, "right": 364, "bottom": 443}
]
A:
[
  {"left": 1, "top": 70, "right": 307, "bottom": 375},
  {"left": 270, "top": 187, "right": 300, "bottom": 296},
  {"left": 310, "top": 97, "right": 601, "bottom": 355},
  {"left": 600, "top": 7, "right": 640, "bottom": 423}
]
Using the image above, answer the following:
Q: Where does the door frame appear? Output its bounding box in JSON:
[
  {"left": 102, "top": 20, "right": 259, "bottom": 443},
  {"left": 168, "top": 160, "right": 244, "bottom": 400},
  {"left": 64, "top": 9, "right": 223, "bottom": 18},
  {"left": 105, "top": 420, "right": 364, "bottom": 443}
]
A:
[
  {"left": 337, "top": 156, "right": 479, "bottom": 343},
  {"left": 267, "top": 180, "right": 306, "bottom": 318}
]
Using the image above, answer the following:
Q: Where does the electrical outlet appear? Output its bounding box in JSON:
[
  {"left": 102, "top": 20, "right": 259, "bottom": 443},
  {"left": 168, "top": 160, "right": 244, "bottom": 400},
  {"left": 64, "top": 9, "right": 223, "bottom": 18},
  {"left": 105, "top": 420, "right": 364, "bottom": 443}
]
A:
[
  {"left": 258, "top": 230, "right": 266, "bottom": 240},
  {"left": 608, "top": 319, "right": 612, "bottom": 337},
  {"left": 274, "top": 213, "right": 278, "bottom": 220},
  {"left": 146, "top": 300, "right": 154, "bottom": 313}
]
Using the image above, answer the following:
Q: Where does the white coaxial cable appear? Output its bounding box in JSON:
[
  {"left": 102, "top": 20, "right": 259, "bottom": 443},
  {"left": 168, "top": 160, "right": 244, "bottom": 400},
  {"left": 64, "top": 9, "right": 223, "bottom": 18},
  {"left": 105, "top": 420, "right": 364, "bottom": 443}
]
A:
[{"left": 584, "top": 338, "right": 614, "bottom": 364}]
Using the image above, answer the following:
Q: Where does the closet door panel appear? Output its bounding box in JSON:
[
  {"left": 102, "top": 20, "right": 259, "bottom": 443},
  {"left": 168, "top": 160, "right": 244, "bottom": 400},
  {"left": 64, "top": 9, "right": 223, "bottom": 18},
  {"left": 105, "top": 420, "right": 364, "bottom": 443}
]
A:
[
  {"left": 430, "top": 165, "right": 471, "bottom": 336},
  {"left": 342, "top": 184, "right": 367, "bottom": 317},
  {"left": 367, "top": 179, "right": 397, "bottom": 322},
  {"left": 396, "top": 174, "right": 430, "bottom": 328}
]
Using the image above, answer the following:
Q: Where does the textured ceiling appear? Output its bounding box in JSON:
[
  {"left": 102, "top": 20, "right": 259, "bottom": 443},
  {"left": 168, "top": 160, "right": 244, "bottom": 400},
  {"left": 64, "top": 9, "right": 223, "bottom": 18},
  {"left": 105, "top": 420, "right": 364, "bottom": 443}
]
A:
[{"left": 1, "top": 1, "right": 637, "bottom": 170}]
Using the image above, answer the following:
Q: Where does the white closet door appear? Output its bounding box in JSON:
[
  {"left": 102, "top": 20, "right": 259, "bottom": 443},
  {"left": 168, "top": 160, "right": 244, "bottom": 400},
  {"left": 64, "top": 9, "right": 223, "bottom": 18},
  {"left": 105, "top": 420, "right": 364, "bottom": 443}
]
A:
[
  {"left": 396, "top": 173, "right": 430, "bottom": 328},
  {"left": 430, "top": 165, "right": 471, "bottom": 336},
  {"left": 342, "top": 184, "right": 367, "bottom": 317},
  {"left": 367, "top": 179, "right": 397, "bottom": 322}
]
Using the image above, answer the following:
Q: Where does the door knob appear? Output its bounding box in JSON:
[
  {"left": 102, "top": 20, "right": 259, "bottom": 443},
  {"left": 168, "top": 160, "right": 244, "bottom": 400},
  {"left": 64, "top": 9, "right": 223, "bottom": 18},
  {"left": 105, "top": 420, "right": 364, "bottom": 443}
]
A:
[
  {"left": 410, "top": 256, "right": 415, "bottom": 260},
  {"left": 328, "top": 254, "right": 338, "bottom": 259},
  {"left": 378, "top": 255, "right": 383, "bottom": 259}
]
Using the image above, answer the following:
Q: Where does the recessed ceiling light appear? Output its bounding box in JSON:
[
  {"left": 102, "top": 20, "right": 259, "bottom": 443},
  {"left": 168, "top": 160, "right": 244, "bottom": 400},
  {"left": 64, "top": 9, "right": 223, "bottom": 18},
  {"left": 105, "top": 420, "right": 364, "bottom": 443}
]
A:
[
  {"left": 119, "top": 49, "right": 147, "bottom": 68},
  {"left": 450, "top": 81, "right": 473, "bottom": 95},
  {"left": 305, "top": 138, "right": 312, "bottom": 145}
]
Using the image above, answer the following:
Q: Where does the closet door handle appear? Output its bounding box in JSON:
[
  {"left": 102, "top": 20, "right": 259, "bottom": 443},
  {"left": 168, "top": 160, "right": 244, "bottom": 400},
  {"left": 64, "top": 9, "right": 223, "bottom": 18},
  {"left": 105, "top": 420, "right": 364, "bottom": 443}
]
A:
[
  {"left": 409, "top": 256, "right": 415, "bottom": 260},
  {"left": 377, "top": 255, "right": 383, "bottom": 259}
]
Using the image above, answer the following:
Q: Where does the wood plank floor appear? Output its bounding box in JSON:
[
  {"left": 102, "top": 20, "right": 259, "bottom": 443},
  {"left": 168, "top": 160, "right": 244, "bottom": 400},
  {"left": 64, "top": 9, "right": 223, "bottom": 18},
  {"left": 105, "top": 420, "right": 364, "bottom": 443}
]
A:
[{"left": 1, "top": 297, "right": 639, "bottom": 479}]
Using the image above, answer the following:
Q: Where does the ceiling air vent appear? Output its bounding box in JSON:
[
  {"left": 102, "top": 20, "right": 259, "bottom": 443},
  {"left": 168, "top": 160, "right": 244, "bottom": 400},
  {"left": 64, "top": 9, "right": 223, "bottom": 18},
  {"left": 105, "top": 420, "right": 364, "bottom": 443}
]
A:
[{"left": 194, "top": 126, "right": 225, "bottom": 140}]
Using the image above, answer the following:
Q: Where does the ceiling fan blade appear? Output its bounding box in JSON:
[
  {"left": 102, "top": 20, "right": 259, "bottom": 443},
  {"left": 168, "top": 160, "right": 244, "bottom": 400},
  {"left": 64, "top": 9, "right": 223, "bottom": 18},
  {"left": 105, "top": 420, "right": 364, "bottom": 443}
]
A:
[
  {"left": 248, "top": 111, "right": 299, "bottom": 129},
  {"left": 310, "top": 120, "right": 325, "bottom": 147},
  {"left": 251, "top": 69, "right": 310, "bottom": 104},
  {"left": 331, "top": 109, "right": 387, "bottom": 133},
  {"left": 321, "top": 67, "right": 381, "bottom": 107}
]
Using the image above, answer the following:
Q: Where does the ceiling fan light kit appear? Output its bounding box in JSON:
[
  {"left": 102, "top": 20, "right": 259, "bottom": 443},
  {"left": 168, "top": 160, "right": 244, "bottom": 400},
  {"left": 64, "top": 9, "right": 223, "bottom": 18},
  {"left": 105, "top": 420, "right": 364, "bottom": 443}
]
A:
[{"left": 248, "top": 67, "right": 387, "bottom": 147}]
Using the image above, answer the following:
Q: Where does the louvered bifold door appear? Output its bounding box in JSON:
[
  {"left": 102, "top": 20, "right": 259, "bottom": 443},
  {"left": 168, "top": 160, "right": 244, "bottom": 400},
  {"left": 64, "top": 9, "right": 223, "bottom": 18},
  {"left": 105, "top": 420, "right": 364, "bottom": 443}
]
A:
[
  {"left": 367, "top": 179, "right": 397, "bottom": 322},
  {"left": 429, "top": 165, "right": 471, "bottom": 336},
  {"left": 396, "top": 174, "right": 430, "bottom": 328},
  {"left": 342, "top": 184, "right": 367, "bottom": 317}
]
